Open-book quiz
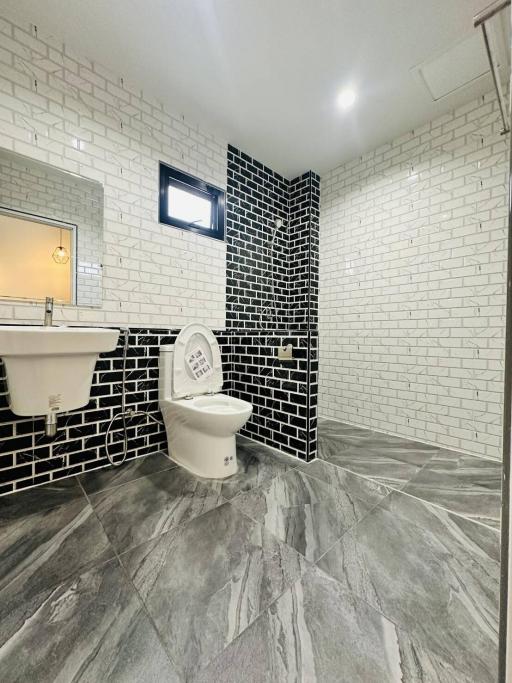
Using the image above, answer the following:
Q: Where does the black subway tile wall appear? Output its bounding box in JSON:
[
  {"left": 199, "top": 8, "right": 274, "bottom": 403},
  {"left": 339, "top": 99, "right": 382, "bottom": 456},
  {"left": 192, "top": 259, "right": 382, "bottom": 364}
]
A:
[
  {"left": 226, "top": 146, "right": 319, "bottom": 460},
  {"left": 226, "top": 145, "right": 320, "bottom": 333},
  {"left": 0, "top": 328, "right": 232, "bottom": 495},
  {"left": 0, "top": 323, "right": 316, "bottom": 493},
  {"left": 228, "top": 330, "right": 310, "bottom": 458},
  {"left": 308, "top": 330, "right": 319, "bottom": 459},
  {"left": 226, "top": 146, "right": 290, "bottom": 330},
  {"left": 289, "top": 171, "right": 320, "bottom": 331}
]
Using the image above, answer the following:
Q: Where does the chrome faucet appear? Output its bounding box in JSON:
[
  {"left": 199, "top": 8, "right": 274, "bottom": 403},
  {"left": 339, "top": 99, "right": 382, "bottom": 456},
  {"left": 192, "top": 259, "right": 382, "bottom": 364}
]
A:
[{"left": 44, "top": 297, "right": 54, "bottom": 326}]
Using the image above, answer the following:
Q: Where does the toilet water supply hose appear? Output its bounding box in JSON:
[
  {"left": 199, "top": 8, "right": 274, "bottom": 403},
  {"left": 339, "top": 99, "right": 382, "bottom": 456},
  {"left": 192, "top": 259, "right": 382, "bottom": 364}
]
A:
[{"left": 104, "top": 327, "right": 164, "bottom": 467}]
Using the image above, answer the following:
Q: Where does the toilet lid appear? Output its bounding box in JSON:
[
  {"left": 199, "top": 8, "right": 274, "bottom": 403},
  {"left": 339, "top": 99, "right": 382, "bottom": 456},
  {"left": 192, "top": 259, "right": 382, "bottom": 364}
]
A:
[{"left": 172, "top": 323, "right": 223, "bottom": 399}]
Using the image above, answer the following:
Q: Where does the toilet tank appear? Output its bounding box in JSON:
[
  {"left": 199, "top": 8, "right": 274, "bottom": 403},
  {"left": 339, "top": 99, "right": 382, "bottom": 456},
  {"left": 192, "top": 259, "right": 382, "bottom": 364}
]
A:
[{"left": 159, "top": 344, "right": 174, "bottom": 402}]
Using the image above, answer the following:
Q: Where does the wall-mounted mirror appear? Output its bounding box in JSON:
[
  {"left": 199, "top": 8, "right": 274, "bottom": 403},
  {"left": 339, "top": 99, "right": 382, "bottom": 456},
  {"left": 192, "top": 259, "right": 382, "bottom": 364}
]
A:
[{"left": 0, "top": 148, "right": 103, "bottom": 307}]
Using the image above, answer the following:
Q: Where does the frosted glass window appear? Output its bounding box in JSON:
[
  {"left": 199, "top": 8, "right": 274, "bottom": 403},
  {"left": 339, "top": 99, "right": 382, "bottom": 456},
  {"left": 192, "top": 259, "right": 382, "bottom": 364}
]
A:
[{"left": 167, "top": 186, "right": 212, "bottom": 229}]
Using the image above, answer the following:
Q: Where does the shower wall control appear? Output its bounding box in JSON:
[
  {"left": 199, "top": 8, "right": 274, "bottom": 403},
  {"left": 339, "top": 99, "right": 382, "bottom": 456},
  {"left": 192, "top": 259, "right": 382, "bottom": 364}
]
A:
[{"left": 278, "top": 344, "right": 293, "bottom": 360}]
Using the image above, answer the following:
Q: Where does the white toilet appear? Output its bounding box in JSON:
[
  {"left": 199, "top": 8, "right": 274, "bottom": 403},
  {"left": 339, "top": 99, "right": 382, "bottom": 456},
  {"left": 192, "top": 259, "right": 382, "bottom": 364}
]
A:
[{"left": 159, "top": 323, "right": 252, "bottom": 478}]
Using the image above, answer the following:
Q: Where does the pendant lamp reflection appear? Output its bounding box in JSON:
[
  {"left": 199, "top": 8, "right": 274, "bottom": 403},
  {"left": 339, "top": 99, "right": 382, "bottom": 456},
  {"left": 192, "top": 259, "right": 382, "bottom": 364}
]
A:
[{"left": 52, "top": 228, "right": 70, "bottom": 264}]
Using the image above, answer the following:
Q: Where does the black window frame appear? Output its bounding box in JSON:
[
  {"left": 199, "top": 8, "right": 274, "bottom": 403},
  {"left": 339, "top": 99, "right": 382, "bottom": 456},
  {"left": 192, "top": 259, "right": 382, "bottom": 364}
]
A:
[{"left": 159, "top": 162, "right": 225, "bottom": 241}]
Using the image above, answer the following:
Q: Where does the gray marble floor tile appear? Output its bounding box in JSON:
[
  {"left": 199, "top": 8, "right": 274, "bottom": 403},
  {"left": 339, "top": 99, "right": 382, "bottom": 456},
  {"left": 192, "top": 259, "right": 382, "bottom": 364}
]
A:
[
  {"left": 121, "top": 501, "right": 308, "bottom": 679},
  {"left": 193, "top": 565, "right": 472, "bottom": 683},
  {"left": 237, "top": 434, "right": 302, "bottom": 467},
  {"left": 398, "top": 642, "right": 478, "bottom": 683},
  {"left": 79, "top": 451, "right": 176, "bottom": 495},
  {"left": 319, "top": 418, "right": 438, "bottom": 449},
  {"left": 0, "top": 499, "right": 114, "bottom": 620},
  {"left": 0, "top": 477, "right": 86, "bottom": 522},
  {"left": 0, "top": 559, "right": 180, "bottom": 682},
  {"left": 90, "top": 466, "right": 225, "bottom": 553},
  {"left": 230, "top": 468, "right": 382, "bottom": 562},
  {"left": 364, "top": 442, "right": 437, "bottom": 466},
  {"left": 318, "top": 418, "right": 373, "bottom": 435},
  {"left": 318, "top": 419, "right": 438, "bottom": 467},
  {"left": 402, "top": 449, "right": 501, "bottom": 529},
  {"left": 317, "top": 491, "right": 500, "bottom": 682},
  {"left": 317, "top": 420, "right": 378, "bottom": 456},
  {"left": 317, "top": 445, "right": 424, "bottom": 489},
  {"left": 297, "top": 458, "right": 392, "bottom": 500},
  {"left": 202, "top": 435, "right": 300, "bottom": 500}
]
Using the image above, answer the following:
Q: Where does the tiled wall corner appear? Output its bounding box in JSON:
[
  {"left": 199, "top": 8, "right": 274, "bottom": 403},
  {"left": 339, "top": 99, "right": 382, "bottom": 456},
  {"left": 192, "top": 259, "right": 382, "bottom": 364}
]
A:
[
  {"left": 289, "top": 171, "right": 320, "bottom": 331},
  {"left": 308, "top": 330, "right": 319, "bottom": 459},
  {"left": 226, "top": 145, "right": 290, "bottom": 330},
  {"left": 289, "top": 171, "right": 320, "bottom": 458},
  {"left": 226, "top": 146, "right": 319, "bottom": 459},
  {"left": 319, "top": 91, "right": 508, "bottom": 459},
  {"left": 228, "top": 330, "right": 311, "bottom": 459}
]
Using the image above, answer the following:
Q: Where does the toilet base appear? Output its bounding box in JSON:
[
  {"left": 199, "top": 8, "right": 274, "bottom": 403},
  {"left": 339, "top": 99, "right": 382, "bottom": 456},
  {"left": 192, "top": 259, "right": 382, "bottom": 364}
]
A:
[{"left": 166, "top": 425, "right": 239, "bottom": 479}]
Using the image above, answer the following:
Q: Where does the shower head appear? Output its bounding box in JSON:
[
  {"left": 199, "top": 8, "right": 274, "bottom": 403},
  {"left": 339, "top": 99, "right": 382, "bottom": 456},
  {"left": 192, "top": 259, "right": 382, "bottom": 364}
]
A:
[{"left": 269, "top": 218, "right": 284, "bottom": 245}]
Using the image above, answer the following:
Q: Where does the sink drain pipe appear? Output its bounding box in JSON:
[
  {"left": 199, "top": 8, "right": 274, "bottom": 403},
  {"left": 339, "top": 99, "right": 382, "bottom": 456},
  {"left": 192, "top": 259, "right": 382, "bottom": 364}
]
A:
[
  {"left": 104, "top": 327, "right": 163, "bottom": 467},
  {"left": 45, "top": 412, "right": 57, "bottom": 438}
]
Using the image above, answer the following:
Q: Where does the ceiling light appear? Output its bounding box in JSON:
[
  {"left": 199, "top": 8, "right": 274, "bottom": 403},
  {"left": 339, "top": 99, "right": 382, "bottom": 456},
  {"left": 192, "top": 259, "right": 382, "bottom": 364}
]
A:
[{"left": 337, "top": 88, "right": 356, "bottom": 110}]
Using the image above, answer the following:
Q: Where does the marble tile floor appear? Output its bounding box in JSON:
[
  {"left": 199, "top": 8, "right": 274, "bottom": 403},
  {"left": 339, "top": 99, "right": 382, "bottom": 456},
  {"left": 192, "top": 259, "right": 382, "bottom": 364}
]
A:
[
  {"left": 0, "top": 426, "right": 501, "bottom": 682},
  {"left": 318, "top": 418, "right": 502, "bottom": 530}
]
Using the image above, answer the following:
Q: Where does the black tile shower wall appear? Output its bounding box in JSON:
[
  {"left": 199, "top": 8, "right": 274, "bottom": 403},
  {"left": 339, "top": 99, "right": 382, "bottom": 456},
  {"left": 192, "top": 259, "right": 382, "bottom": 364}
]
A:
[
  {"left": 226, "top": 146, "right": 319, "bottom": 460},
  {"left": 289, "top": 171, "right": 320, "bottom": 331},
  {"left": 229, "top": 330, "right": 310, "bottom": 459},
  {"left": 226, "top": 145, "right": 320, "bottom": 332},
  {"left": 309, "top": 176, "right": 320, "bottom": 330},
  {"left": 226, "top": 145, "right": 290, "bottom": 330},
  {"left": 0, "top": 327, "right": 232, "bottom": 495},
  {"left": 308, "top": 330, "right": 319, "bottom": 459},
  {"left": 289, "top": 172, "right": 320, "bottom": 459}
]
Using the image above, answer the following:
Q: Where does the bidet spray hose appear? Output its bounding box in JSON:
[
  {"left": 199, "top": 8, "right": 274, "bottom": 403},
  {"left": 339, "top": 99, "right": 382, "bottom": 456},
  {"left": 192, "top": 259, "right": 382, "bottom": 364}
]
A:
[{"left": 104, "top": 327, "right": 163, "bottom": 467}]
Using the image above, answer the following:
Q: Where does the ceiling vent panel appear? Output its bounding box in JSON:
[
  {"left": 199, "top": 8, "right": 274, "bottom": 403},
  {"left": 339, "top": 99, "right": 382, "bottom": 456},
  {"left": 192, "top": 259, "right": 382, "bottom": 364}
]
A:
[{"left": 414, "top": 32, "right": 490, "bottom": 101}]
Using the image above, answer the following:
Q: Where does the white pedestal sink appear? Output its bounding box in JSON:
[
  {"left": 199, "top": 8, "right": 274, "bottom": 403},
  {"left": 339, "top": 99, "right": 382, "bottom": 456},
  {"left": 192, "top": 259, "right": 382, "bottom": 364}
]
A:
[{"left": 0, "top": 326, "right": 120, "bottom": 420}]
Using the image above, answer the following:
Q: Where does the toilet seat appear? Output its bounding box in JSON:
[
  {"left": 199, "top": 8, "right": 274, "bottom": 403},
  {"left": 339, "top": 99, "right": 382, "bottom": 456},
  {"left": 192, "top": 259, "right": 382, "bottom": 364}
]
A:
[
  {"left": 192, "top": 395, "right": 247, "bottom": 414},
  {"left": 173, "top": 394, "right": 251, "bottom": 415},
  {"left": 172, "top": 323, "right": 223, "bottom": 399}
]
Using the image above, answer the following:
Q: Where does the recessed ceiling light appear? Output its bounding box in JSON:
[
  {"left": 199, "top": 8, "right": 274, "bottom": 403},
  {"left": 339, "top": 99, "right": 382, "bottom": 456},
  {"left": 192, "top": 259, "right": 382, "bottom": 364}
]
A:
[{"left": 337, "top": 88, "right": 356, "bottom": 110}]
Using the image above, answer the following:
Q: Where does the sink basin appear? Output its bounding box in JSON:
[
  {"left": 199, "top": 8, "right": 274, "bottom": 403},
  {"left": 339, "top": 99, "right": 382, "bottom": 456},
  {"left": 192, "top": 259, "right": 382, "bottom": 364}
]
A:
[{"left": 0, "top": 326, "right": 119, "bottom": 416}]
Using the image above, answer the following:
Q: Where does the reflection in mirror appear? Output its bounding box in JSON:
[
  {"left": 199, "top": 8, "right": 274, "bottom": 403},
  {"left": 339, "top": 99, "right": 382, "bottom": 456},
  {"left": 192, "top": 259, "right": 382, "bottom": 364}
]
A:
[
  {"left": 0, "top": 210, "right": 75, "bottom": 304},
  {"left": 0, "top": 148, "right": 103, "bottom": 307}
]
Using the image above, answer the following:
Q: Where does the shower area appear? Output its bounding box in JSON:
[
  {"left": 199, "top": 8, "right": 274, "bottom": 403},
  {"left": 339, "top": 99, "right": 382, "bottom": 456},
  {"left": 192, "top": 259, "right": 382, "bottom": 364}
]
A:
[{"left": 226, "top": 144, "right": 319, "bottom": 461}]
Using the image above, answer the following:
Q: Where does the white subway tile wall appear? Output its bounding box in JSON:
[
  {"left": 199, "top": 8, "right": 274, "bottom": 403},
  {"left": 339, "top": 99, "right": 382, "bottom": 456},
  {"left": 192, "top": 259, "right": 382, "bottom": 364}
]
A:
[
  {"left": 319, "top": 93, "right": 508, "bottom": 459},
  {"left": 0, "top": 14, "right": 227, "bottom": 328}
]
